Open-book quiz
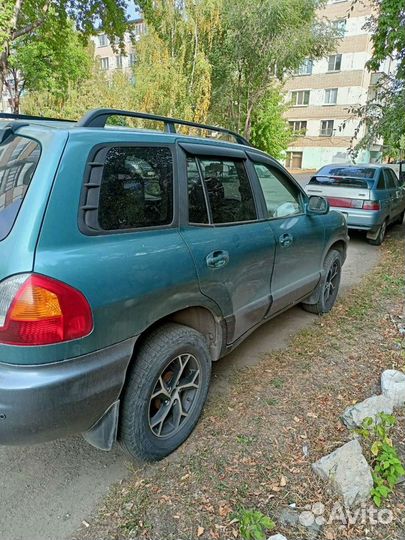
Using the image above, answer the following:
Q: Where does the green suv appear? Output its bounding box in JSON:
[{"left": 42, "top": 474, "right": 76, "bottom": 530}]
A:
[{"left": 0, "top": 109, "right": 348, "bottom": 461}]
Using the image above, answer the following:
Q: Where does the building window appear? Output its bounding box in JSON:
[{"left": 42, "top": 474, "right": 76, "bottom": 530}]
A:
[
  {"left": 324, "top": 88, "right": 338, "bottom": 105},
  {"left": 320, "top": 120, "right": 334, "bottom": 136},
  {"left": 285, "top": 151, "right": 303, "bottom": 169},
  {"left": 294, "top": 59, "right": 313, "bottom": 76},
  {"left": 289, "top": 120, "right": 307, "bottom": 135},
  {"left": 98, "top": 34, "right": 108, "bottom": 47},
  {"left": 327, "top": 54, "right": 342, "bottom": 72},
  {"left": 100, "top": 57, "right": 109, "bottom": 70},
  {"left": 332, "top": 19, "right": 347, "bottom": 33},
  {"left": 129, "top": 53, "right": 136, "bottom": 66},
  {"left": 116, "top": 55, "right": 123, "bottom": 69},
  {"left": 134, "top": 22, "right": 146, "bottom": 35},
  {"left": 291, "top": 90, "right": 310, "bottom": 106}
]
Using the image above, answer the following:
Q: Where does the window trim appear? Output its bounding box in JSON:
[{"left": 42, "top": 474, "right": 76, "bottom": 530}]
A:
[
  {"left": 327, "top": 54, "right": 342, "bottom": 72},
  {"left": 320, "top": 120, "right": 335, "bottom": 137},
  {"left": 78, "top": 142, "right": 178, "bottom": 236},
  {"left": 247, "top": 152, "right": 308, "bottom": 222},
  {"left": 291, "top": 89, "right": 310, "bottom": 107},
  {"left": 324, "top": 88, "right": 338, "bottom": 106},
  {"left": 182, "top": 149, "right": 261, "bottom": 227}
]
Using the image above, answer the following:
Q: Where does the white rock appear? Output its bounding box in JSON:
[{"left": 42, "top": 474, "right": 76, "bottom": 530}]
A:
[
  {"left": 341, "top": 394, "right": 394, "bottom": 429},
  {"left": 312, "top": 439, "right": 373, "bottom": 507},
  {"left": 267, "top": 535, "right": 288, "bottom": 540},
  {"left": 381, "top": 369, "right": 405, "bottom": 408}
]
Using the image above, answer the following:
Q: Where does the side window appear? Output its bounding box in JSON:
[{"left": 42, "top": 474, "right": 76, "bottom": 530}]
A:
[
  {"left": 376, "top": 170, "right": 385, "bottom": 190},
  {"left": 383, "top": 169, "right": 395, "bottom": 189},
  {"left": 388, "top": 169, "right": 399, "bottom": 187},
  {"left": 0, "top": 135, "right": 41, "bottom": 241},
  {"left": 253, "top": 163, "right": 302, "bottom": 218},
  {"left": 190, "top": 157, "right": 257, "bottom": 224},
  {"left": 97, "top": 146, "right": 173, "bottom": 231},
  {"left": 187, "top": 157, "right": 209, "bottom": 224}
]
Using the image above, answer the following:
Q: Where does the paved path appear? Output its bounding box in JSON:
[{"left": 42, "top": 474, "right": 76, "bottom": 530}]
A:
[{"left": 0, "top": 235, "right": 383, "bottom": 540}]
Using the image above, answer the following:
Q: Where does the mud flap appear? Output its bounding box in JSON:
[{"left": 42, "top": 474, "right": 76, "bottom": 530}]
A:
[{"left": 82, "top": 400, "right": 120, "bottom": 451}]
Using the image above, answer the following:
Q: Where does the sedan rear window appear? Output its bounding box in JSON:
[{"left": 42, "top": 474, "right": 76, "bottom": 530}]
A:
[
  {"left": 309, "top": 166, "right": 376, "bottom": 189},
  {"left": 0, "top": 135, "right": 41, "bottom": 240}
]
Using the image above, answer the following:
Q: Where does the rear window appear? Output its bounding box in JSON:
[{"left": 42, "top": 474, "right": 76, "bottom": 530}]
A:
[
  {"left": 0, "top": 134, "right": 41, "bottom": 240},
  {"left": 309, "top": 166, "right": 376, "bottom": 189}
]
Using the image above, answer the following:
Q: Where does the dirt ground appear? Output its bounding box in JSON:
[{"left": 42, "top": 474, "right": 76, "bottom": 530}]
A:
[{"left": 73, "top": 225, "right": 405, "bottom": 540}]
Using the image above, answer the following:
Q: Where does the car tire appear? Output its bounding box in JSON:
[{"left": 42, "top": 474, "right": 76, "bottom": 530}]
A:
[
  {"left": 368, "top": 219, "right": 387, "bottom": 246},
  {"left": 301, "top": 249, "right": 342, "bottom": 315},
  {"left": 119, "top": 323, "right": 211, "bottom": 462}
]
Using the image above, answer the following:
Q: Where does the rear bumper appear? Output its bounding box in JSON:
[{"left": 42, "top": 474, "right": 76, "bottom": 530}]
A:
[
  {"left": 0, "top": 339, "right": 135, "bottom": 446},
  {"left": 334, "top": 207, "right": 384, "bottom": 231}
]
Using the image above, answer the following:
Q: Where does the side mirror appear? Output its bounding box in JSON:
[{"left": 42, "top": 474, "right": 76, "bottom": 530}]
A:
[{"left": 307, "top": 195, "right": 329, "bottom": 215}]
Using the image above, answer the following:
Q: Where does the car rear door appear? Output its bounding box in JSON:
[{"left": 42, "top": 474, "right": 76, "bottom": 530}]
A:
[
  {"left": 178, "top": 142, "right": 276, "bottom": 344},
  {"left": 383, "top": 168, "right": 403, "bottom": 219},
  {"left": 248, "top": 154, "right": 325, "bottom": 315}
]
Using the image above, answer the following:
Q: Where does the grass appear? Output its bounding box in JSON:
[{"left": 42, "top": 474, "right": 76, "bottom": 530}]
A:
[{"left": 74, "top": 228, "right": 405, "bottom": 540}]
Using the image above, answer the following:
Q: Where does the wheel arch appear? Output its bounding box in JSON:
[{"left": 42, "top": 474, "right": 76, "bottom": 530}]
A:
[{"left": 131, "top": 305, "right": 225, "bottom": 364}]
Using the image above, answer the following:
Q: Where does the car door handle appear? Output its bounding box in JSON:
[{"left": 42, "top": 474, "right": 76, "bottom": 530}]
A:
[
  {"left": 279, "top": 233, "right": 293, "bottom": 248},
  {"left": 206, "top": 250, "right": 229, "bottom": 269}
]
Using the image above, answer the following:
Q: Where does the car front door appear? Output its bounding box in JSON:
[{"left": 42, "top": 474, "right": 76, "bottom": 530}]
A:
[
  {"left": 249, "top": 157, "right": 325, "bottom": 315},
  {"left": 178, "top": 143, "right": 276, "bottom": 344}
]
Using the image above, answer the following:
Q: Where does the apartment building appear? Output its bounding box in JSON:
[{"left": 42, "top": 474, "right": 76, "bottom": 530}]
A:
[
  {"left": 92, "top": 18, "right": 146, "bottom": 74},
  {"left": 284, "top": 0, "right": 383, "bottom": 170}
]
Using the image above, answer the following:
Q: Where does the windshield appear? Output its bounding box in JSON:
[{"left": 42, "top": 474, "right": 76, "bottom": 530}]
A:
[
  {"left": 0, "top": 134, "right": 41, "bottom": 241},
  {"left": 309, "top": 166, "right": 377, "bottom": 189}
]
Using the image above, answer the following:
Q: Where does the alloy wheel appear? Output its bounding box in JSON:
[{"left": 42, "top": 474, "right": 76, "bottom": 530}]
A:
[
  {"left": 324, "top": 260, "right": 340, "bottom": 304},
  {"left": 148, "top": 354, "right": 201, "bottom": 438}
]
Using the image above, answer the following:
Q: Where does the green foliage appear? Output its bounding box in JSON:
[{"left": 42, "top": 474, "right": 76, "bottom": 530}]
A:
[
  {"left": 357, "top": 413, "right": 405, "bottom": 507},
  {"left": 236, "top": 434, "right": 256, "bottom": 445},
  {"left": 352, "top": 0, "right": 405, "bottom": 158},
  {"left": 12, "top": 19, "right": 92, "bottom": 97},
  {"left": 134, "top": 0, "right": 222, "bottom": 124},
  {"left": 1, "top": 0, "right": 130, "bottom": 112},
  {"left": 22, "top": 69, "right": 136, "bottom": 119},
  {"left": 367, "top": 0, "right": 405, "bottom": 80},
  {"left": 235, "top": 508, "right": 275, "bottom": 540},
  {"left": 250, "top": 89, "right": 293, "bottom": 158},
  {"left": 209, "top": 0, "right": 339, "bottom": 137}
]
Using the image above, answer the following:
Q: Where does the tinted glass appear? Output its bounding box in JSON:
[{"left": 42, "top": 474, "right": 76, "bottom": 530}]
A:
[
  {"left": 376, "top": 170, "right": 385, "bottom": 190},
  {"left": 0, "top": 135, "right": 40, "bottom": 240},
  {"left": 383, "top": 169, "right": 396, "bottom": 189},
  {"left": 254, "top": 164, "right": 302, "bottom": 218},
  {"left": 187, "top": 157, "right": 209, "bottom": 224},
  {"left": 198, "top": 158, "right": 257, "bottom": 224},
  {"left": 98, "top": 147, "right": 173, "bottom": 230},
  {"left": 309, "top": 166, "right": 376, "bottom": 189}
]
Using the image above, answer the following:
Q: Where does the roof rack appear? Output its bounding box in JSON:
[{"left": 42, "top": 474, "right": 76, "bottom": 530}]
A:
[
  {"left": 76, "top": 108, "right": 250, "bottom": 146},
  {"left": 0, "top": 112, "right": 74, "bottom": 123}
]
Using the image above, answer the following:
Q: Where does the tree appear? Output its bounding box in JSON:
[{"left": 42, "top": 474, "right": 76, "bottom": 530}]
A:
[
  {"left": 210, "top": 0, "right": 338, "bottom": 139},
  {"left": 250, "top": 88, "right": 293, "bottom": 158},
  {"left": 1, "top": 0, "right": 130, "bottom": 112},
  {"left": 352, "top": 0, "right": 405, "bottom": 159},
  {"left": 134, "top": 0, "right": 222, "bottom": 124},
  {"left": 6, "top": 19, "right": 92, "bottom": 112},
  {"left": 22, "top": 68, "right": 136, "bottom": 119}
]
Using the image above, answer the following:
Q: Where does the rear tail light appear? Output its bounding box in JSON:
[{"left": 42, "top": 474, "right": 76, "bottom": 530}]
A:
[
  {"left": 327, "top": 197, "right": 380, "bottom": 211},
  {"left": 362, "top": 200, "right": 381, "bottom": 211},
  {"left": 0, "top": 274, "right": 93, "bottom": 345}
]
